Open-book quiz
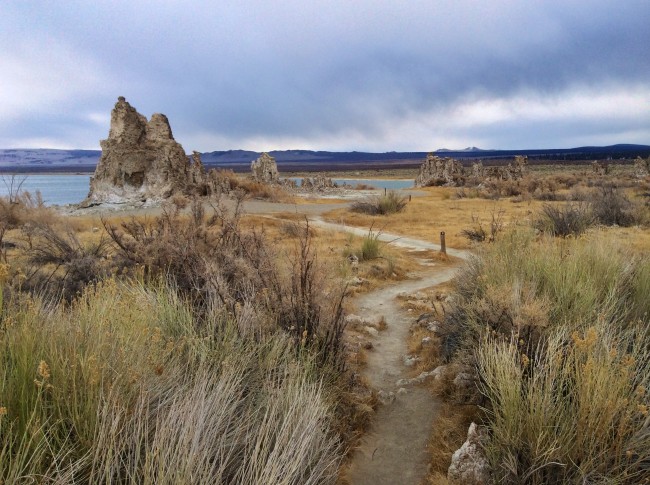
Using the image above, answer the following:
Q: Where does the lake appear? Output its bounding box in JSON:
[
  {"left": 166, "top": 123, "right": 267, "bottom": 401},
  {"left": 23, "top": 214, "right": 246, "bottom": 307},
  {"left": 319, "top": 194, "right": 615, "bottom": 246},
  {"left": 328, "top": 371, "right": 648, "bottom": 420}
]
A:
[
  {"left": 0, "top": 174, "right": 414, "bottom": 206},
  {"left": 0, "top": 174, "right": 91, "bottom": 206}
]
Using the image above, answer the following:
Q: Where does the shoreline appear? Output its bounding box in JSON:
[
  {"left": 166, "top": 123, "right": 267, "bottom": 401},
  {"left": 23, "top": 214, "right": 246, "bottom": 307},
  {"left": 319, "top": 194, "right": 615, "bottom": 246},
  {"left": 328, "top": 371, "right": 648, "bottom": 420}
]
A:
[{"left": 0, "top": 170, "right": 416, "bottom": 180}]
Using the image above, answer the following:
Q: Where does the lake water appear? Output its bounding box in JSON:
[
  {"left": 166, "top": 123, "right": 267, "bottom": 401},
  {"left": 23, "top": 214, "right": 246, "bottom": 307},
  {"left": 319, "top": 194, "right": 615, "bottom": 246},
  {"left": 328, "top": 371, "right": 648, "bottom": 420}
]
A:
[
  {"left": 0, "top": 174, "right": 91, "bottom": 206},
  {"left": 0, "top": 174, "right": 414, "bottom": 206}
]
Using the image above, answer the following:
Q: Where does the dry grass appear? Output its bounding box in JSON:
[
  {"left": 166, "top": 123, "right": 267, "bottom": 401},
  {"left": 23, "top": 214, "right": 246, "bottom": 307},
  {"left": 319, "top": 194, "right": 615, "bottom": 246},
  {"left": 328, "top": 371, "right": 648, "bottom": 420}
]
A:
[
  {"left": 324, "top": 184, "right": 650, "bottom": 251},
  {"left": 437, "top": 229, "right": 650, "bottom": 484},
  {"left": 324, "top": 187, "right": 542, "bottom": 249},
  {"left": 0, "top": 279, "right": 346, "bottom": 484},
  {"left": 424, "top": 404, "right": 480, "bottom": 485}
]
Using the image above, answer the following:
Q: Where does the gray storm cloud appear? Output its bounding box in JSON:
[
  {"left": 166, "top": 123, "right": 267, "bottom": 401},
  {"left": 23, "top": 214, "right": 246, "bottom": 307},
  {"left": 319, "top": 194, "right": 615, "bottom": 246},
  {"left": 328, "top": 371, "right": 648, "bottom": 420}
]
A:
[{"left": 0, "top": 0, "right": 648, "bottom": 150}]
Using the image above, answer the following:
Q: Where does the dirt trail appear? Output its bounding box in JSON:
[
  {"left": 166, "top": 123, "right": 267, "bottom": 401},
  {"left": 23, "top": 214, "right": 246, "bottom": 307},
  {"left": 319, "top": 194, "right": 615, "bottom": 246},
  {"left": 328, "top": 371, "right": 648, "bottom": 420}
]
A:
[{"left": 310, "top": 218, "right": 470, "bottom": 485}]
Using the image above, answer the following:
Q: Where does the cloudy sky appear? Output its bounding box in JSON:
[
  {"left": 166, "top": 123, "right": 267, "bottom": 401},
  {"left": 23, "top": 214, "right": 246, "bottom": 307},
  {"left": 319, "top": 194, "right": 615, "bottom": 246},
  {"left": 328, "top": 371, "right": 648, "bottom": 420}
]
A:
[{"left": 1, "top": 0, "right": 648, "bottom": 152}]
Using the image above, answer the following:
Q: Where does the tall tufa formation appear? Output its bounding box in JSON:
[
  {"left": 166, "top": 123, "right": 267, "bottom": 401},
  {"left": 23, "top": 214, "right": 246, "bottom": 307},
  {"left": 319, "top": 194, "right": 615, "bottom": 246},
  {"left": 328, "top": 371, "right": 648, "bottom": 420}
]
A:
[
  {"left": 251, "top": 152, "right": 279, "bottom": 183},
  {"left": 85, "top": 97, "right": 195, "bottom": 204}
]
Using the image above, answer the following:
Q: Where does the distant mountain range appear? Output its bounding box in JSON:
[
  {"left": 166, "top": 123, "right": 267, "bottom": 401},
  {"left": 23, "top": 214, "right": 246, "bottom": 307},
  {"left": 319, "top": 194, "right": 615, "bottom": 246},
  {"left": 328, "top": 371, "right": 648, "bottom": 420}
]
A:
[{"left": 1, "top": 144, "right": 648, "bottom": 173}]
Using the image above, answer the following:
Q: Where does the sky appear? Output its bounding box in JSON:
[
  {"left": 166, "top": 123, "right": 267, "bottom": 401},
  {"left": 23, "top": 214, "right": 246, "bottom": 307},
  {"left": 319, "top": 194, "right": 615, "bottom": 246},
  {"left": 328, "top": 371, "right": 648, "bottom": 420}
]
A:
[{"left": 1, "top": 0, "right": 649, "bottom": 152}]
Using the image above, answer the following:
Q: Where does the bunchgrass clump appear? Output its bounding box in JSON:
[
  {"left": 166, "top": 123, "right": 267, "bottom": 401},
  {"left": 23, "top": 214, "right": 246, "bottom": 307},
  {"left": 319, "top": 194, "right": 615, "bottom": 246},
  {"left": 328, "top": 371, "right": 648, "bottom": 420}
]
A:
[
  {"left": 442, "top": 229, "right": 650, "bottom": 483},
  {"left": 360, "top": 227, "right": 382, "bottom": 261},
  {"left": 351, "top": 191, "right": 408, "bottom": 215},
  {"left": 479, "top": 324, "right": 650, "bottom": 484},
  {"left": 0, "top": 279, "right": 344, "bottom": 484}
]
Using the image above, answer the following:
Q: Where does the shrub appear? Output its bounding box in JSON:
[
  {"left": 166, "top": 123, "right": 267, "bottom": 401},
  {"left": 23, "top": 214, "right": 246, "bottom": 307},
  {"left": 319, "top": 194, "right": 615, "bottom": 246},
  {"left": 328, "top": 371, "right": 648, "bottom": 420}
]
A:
[
  {"left": 445, "top": 230, "right": 650, "bottom": 359},
  {"left": 461, "top": 210, "right": 504, "bottom": 243},
  {"left": 590, "top": 185, "right": 639, "bottom": 227},
  {"left": 103, "top": 196, "right": 347, "bottom": 369},
  {"left": 479, "top": 325, "right": 650, "bottom": 484},
  {"left": 535, "top": 202, "right": 593, "bottom": 238},
  {"left": 21, "top": 221, "right": 111, "bottom": 300},
  {"left": 351, "top": 191, "right": 408, "bottom": 215}
]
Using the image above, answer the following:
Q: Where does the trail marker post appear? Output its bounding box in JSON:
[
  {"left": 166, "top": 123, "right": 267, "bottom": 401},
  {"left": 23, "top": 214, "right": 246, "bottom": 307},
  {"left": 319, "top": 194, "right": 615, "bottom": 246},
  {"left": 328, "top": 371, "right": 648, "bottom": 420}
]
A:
[{"left": 440, "top": 231, "right": 446, "bottom": 255}]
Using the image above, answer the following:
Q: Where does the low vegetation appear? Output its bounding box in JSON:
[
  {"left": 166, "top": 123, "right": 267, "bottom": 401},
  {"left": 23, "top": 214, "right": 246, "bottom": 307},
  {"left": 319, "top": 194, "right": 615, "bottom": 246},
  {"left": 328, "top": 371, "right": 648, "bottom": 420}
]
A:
[
  {"left": 2, "top": 164, "right": 650, "bottom": 484},
  {"left": 440, "top": 230, "right": 650, "bottom": 483},
  {"left": 351, "top": 190, "right": 408, "bottom": 215},
  {"left": 535, "top": 186, "right": 646, "bottom": 238},
  {"left": 0, "top": 279, "right": 343, "bottom": 483},
  {"left": 0, "top": 193, "right": 355, "bottom": 484}
]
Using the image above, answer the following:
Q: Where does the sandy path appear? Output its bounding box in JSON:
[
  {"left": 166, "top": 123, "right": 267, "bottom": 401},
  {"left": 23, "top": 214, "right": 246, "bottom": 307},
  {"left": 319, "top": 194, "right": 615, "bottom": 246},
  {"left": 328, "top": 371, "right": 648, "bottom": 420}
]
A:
[{"left": 310, "top": 219, "right": 470, "bottom": 485}]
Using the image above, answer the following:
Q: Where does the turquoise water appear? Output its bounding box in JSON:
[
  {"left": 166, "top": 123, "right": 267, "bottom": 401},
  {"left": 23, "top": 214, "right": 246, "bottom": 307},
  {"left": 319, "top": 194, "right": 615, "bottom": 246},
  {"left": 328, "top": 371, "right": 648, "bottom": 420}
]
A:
[
  {"left": 0, "top": 175, "right": 414, "bottom": 206},
  {"left": 0, "top": 175, "right": 91, "bottom": 206}
]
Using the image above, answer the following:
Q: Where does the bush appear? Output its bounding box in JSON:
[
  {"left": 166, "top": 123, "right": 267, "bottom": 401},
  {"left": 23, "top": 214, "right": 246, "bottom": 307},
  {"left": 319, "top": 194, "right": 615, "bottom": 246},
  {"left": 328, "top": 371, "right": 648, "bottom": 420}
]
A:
[
  {"left": 461, "top": 210, "right": 504, "bottom": 243},
  {"left": 479, "top": 325, "right": 650, "bottom": 484},
  {"left": 21, "top": 221, "right": 111, "bottom": 300},
  {"left": 351, "top": 191, "right": 408, "bottom": 215},
  {"left": 103, "top": 196, "right": 347, "bottom": 370},
  {"left": 590, "top": 186, "right": 639, "bottom": 227},
  {"left": 535, "top": 202, "right": 593, "bottom": 238}
]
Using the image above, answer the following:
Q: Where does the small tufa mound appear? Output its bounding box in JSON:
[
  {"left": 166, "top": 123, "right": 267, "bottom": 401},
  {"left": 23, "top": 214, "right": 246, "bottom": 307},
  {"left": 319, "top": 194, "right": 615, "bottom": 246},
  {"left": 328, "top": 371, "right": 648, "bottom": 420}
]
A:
[
  {"left": 251, "top": 152, "right": 279, "bottom": 183},
  {"left": 300, "top": 174, "right": 337, "bottom": 191},
  {"left": 447, "top": 422, "right": 491, "bottom": 485}
]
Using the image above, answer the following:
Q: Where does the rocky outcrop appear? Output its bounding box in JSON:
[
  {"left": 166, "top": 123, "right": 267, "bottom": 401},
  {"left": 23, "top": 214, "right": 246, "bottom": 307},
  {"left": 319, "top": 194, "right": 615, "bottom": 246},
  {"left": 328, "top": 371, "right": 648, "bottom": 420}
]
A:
[
  {"left": 415, "top": 154, "right": 464, "bottom": 186},
  {"left": 448, "top": 423, "right": 491, "bottom": 485},
  {"left": 251, "top": 152, "right": 279, "bottom": 183},
  {"left": 85, "top": 97, "right": 203, "bottom": 204},
  {"left": 470, "top": 156, "right": 527, "bottom": 181},
  {"left": 300, "top": 175, "right": 337, "bottom": 191},
  {"left": 415, "top": 154, "right": 527, "bottom": 187}
]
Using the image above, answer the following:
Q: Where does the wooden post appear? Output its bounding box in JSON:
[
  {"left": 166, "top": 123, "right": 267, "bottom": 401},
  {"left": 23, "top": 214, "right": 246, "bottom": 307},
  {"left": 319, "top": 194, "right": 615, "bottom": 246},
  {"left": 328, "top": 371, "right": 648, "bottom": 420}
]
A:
[
  {"left": 409, "top": 194, "right": 412, "bottom": 202},
  {"left": 384, "top": 187, "right": 387, "bottom": 195},
  {"left": 440, "top": 231, "right": 446, "bottom": 255}
]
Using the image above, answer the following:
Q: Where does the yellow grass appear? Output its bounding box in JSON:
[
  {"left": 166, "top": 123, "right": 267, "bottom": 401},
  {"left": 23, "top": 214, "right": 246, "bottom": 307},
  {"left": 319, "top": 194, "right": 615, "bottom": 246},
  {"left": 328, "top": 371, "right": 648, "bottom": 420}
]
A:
[
  {"left": 323, "top": 187, "right": 539, "bottom": 249},
  {"left": 323, "top": 186, "right": 650, "bottom": 251}
]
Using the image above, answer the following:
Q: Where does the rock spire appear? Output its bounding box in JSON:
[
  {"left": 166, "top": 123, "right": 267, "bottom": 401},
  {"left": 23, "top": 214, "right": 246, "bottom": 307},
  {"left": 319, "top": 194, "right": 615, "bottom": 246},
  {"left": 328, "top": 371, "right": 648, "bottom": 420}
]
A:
[{"left": 85, "top": 97, "right": 192, "bottom": 204}]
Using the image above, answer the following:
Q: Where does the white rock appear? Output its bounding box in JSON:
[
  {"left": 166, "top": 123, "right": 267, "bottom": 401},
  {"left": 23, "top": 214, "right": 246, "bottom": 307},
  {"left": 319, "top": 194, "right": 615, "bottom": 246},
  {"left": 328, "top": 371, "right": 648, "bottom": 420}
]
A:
[
  {"left": 377, "top": 390, "right": 395, "bottom": 405},
  {"left": 345, "top": 314, "right": 364, "bottom": 327},
  {"left": 453, "top": 372, "right": 476, "bottom": 390},
  {"left": 364, "top": 326, "right": 379, "bottom": 337},
  {"left": 403, "top": 355, "right": 419, "bottom": 367},
  {"left": 448, "top": 423, "right": 490, "bottom": 485}
]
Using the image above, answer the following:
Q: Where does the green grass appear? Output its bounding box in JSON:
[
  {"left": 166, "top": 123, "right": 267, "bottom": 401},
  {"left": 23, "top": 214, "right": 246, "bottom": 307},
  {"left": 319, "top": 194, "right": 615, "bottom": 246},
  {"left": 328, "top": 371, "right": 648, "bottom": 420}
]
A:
[{"left": 360, "top": 227, "right": 382, "bottom": 261}]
